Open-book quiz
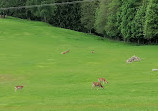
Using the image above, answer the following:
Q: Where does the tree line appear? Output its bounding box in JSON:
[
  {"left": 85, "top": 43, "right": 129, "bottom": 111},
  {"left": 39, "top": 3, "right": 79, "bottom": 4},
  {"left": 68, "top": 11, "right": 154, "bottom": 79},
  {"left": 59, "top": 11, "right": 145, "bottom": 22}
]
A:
[{"left": 0, "top": 0, "right": 158, "bottom": 44}]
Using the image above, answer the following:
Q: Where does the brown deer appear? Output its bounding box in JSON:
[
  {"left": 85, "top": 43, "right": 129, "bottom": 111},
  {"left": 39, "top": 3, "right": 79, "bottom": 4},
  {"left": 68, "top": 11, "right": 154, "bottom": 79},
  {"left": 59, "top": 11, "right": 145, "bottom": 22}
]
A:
[
  {"left": 15, "top": 86, "right": 24, "bottom": 92},
  {"left": 61, "top": 50, "right": 70, "bottom": 54},
  {"left": 91, "top": 50, "right": 95, "bottom": 53},
  {"left": 92, "top": 82, "right": 104, "bottom": 89},
  {"left": 98, "top": 78, "right": 108, "bottom": 84}
]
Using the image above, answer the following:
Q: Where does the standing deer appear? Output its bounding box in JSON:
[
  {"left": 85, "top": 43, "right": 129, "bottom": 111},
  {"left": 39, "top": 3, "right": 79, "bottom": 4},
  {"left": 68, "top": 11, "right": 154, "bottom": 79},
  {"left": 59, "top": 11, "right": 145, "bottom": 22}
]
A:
[
  {"left": 15, "top": 86, "right": 24, "bottom": 92},
  {"left": 98, "top": 78, "right": 108, "bottom": 84},
  {"left": 61, "top": 50, "right": 70, "bottom": 54},
  {"left": 92, "top": 82, "right": 104, "bottom": 89}
]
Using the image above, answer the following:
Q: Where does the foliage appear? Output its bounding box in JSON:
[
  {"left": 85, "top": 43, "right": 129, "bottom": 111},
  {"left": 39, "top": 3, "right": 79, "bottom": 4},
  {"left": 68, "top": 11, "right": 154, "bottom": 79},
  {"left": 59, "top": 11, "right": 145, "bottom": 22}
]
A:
[
  {"left": 0, "top": 0, "right": 158, "bottom": 44},
  {"left": 120, "top": 0, "right": 138, "bottom": 41},
  {"left": 80, "top": 0, "right": 99, "bottom": 33},
  {"left": 26, "top": 0, "right": 56, "bottom": 22},
  {"left": 50, "top": 0, "right": 83, "bottom": 31},
  {"left": 144, "top": 0, "right": 158, "bottom": 40},
  {"left": 131, "top": 0, "right": 147, "bottom": 43},
  {"left": 104, "top": 0, "right": 121, "bottom": 39},
  {"left": 94, "top": 0, "right": 111, "bottom": 35}
]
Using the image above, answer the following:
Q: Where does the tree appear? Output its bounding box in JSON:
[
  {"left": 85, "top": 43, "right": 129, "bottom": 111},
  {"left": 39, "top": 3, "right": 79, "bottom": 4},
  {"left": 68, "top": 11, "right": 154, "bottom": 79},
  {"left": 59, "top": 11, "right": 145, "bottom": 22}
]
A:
[
  {"left": 144, "top": 0, "right": 158, "bottom": 43},
  {"left": 104, "top": 0, "right": 121, "bottom": 39},
  {"left": 80, "top": 0, "right": 99, "bottom": 33},
  {"left": 131, "top": 0, "right": 147, "bottom": 44},
  {"left": 50, "top": 0, "right": 83, "bottom": 31},
  {"left": 11, "top": 0, "right": 27, "bottom": 18},
  {"left": 120, "top": 0, "right": 140, "bottom": 42},
  {"left": 26, "top": 0, "right": 56, "bottom": 22},
  {"left": 0, "top": 0, "right": 11, "bottom": 18},
  {"left": 94, "top": 0, "right": 111, "bottom": 35}
]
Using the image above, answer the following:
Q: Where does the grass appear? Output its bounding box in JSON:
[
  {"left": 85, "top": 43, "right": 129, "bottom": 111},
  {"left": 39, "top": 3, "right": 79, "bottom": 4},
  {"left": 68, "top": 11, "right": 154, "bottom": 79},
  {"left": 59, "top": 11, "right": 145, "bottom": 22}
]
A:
[{"left": 0, "top": 17, "right": 158, "bottom": 111}]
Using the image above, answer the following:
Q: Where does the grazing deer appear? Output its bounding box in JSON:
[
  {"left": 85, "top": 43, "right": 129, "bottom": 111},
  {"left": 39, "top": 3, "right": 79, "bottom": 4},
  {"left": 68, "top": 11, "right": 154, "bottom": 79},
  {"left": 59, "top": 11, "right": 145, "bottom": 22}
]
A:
[
  {"left": 98, "top": 78, "right": 108, "bottom": 84},
  {"left": 61, "top": 50, "right": 70, "bottom": 54},
  {"left": 92, "top": 82, "right": 104, "bottom": 89},
  {"left": 15, "top": 86, "right": 24, "bottom": 92},
  {"left": 91, "top": 50, "right": 95, "bottom": 53}
]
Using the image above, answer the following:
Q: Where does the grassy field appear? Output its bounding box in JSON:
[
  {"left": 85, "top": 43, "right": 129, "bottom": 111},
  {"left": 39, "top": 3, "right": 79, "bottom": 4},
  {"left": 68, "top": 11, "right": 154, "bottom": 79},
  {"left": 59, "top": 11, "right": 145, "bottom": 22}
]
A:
[{"left": 0, "top": 17, "right": 158, "bottom": 111}]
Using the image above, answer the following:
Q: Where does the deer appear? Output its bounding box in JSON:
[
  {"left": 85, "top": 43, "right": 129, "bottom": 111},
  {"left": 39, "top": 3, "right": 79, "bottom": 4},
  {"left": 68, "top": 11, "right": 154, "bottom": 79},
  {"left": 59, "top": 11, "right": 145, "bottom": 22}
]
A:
[
  {"left": 91, "top": 50, "right": 95, "bottom": 53},
  {"left": 92, "top": 82, "right": 104, "bottom": 89},
  {"left": 98, "top": 78, "right": 108, "bottom": 84},
  {"left": 15, "top": 86, "right": 24, "bottom": 92},
  {"left": 61, "top": 50, "right": 70, "bottom": 54}
]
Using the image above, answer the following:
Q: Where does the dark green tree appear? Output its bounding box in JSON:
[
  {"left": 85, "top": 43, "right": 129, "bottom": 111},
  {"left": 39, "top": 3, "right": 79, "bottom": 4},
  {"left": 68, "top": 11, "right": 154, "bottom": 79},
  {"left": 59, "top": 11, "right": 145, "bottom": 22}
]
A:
[
  {"left": 50, "top": 0, "right": 83, "bottom": 31},
  {"left": 120, "top": 0, "right": 139, "bottom": 42},
  {"left": 80, "top": 0, "right": 99, "bottom": 33},
  {"left": 144, "top": 0, "right": 158, "bottom": 43},
  {"left": 131, "top": 0, "right": 147, "bottom": 44},
  {"left": 94, "top": 0, "right": 111, "bottom": 35},
  {"left": 26, "top": 0, "right": 56, "bottom": 22},
  {"left": 0, "top": 0, "right": 11, "bottom": 18},
  {"left": 104, "top": 0, "right": 121, "bottom": 39}
]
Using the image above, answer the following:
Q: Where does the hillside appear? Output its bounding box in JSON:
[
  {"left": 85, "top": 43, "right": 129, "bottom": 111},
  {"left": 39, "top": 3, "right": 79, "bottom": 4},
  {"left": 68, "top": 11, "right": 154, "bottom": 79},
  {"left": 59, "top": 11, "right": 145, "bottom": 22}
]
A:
[{"left": 0, "top": 18, "right": 158, "bottom": 111}]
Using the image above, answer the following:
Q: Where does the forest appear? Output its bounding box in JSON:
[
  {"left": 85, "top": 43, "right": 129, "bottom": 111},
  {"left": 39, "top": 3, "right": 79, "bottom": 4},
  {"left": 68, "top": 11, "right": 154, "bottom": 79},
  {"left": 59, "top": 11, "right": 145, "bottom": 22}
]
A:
[{"left": 0, "top": 0, "right": 158, "bottom": 44}]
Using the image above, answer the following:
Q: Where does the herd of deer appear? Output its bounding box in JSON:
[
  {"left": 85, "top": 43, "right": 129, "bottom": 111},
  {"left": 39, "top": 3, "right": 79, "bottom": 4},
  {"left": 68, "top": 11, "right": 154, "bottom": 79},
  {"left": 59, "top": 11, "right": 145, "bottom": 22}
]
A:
[{"left": 14, "top": 50, "right": 107, "bottom": 92}]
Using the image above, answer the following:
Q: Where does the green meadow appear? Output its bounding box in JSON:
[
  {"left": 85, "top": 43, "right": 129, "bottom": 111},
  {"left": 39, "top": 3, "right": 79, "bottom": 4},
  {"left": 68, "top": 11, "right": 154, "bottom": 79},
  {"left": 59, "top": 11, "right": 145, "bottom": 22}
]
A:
[{"left": 0, "top": 18, "right": 158, "bottom": 111}]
